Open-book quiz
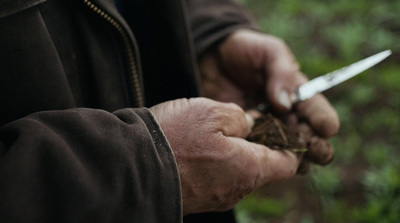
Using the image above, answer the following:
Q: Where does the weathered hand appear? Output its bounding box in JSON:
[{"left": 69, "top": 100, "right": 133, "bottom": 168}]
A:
[
  {"left": 199, "top": 29, "right": 339, "bottom": 165},
  {"left": 150, "top": 98, "right": 300, "bottom": 215}
]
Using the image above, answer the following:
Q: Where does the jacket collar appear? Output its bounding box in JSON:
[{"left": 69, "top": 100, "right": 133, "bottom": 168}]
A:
[{"left": 0, "top": 0, "right": 46, "bottom": 18}]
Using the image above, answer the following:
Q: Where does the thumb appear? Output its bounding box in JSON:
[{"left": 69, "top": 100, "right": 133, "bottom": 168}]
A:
[
  {"left": 262, "top": 39, "right": 307, "bottom": 112},
  {"left": 266, "top": 70, "right": 308, "bottom": 113}
]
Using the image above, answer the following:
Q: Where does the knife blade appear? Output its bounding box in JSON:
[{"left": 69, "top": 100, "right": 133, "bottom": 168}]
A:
[{"left": 291, "top": 49, "right": 392, "bottom": 103}]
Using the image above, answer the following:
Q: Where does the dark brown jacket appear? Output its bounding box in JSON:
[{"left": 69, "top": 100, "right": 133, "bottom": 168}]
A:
[{"left": 0, "top": 0, "right": 254, "bottom": 222}]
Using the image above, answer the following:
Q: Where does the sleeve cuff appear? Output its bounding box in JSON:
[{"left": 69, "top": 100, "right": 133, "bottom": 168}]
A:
[{"left": 130, "top": 108, "right": 183, "bottom": 221}]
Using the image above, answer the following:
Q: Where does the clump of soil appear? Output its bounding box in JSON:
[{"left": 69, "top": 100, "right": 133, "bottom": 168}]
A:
[{"left": 247, "top": 113, "right": 307, "bottom": 153}]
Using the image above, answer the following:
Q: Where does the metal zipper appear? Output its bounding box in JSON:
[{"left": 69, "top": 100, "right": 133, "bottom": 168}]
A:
[{"left": 83, "top": 0, "right": 144, "bottom": 108}]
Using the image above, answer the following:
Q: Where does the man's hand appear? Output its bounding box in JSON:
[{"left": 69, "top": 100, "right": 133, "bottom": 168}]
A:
[
  {"left": 199, "top": 29, "right": 340, "bottom": 165},
  {"left": 150, "top": 98, "right": 300, "bottom": 215}
]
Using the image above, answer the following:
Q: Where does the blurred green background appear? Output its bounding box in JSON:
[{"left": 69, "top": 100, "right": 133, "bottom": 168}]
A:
[{"left": 234, "top": 0, "right": 400, "bottom": 222}]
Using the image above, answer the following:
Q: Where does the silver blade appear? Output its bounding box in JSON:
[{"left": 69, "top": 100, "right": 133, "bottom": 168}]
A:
[{"left": 294, "top": 49, "right": 392, "bottom": 102}]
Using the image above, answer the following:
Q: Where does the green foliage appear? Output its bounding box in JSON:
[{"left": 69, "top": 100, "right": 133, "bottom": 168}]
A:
[
  {"left": 309, "top": 166, "right": 342, "bottom": 196},
  {"left": 235, "top": 192, "right": 290, "bottom": 223},
  {"left": 235, "top": 0, "right": 400, "bottom": 222},
  {"left": 360, "top": 163, "right": 400, "bottom": 223}
]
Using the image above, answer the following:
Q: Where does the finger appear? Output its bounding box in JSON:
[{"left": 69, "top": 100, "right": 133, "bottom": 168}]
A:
[
  {"left": 226, "top": 137, "right": 301, "bottom": 188},
  {"left": 304, "top": 136, "right": 335, "bottom": 165},
  {"left": 296, "top": 123, "right": 334, "bottom": 165},
  {"left": 245, "top": 109, "right": 263, "bottom": 120},
  {"left": 296, "top": 94, "right": 340, "bottom": 138},
  {"left": 258, "top": 145, "right": 300, "bottom": 184},
  {"left": 263, "top": 38, "right": 306, "bottom": 112},
  {"left": 215, "top": 101, "right": 253, "bottom": 138},
  {"left": 266, "top": 69, "right": 306, "bottom": 113}
]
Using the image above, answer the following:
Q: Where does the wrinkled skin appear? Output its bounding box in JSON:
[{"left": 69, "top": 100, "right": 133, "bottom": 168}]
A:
[
  {"left": 151, "top": 98, "right": 300, "bottom": 215},
  {"left": 150, "top": 29, "right": 340, "bottom": 216},
  {"left": 199, "top": 29, "right": 340, "bottom": 166}
]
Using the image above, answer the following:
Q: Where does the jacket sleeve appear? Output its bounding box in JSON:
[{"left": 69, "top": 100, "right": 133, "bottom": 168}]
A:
[
  {"left": 186, "top": 0, "right": 258, "bottom": 56},
  {"left": 0, "top": 108, "right": 181, "bottom": 223}
]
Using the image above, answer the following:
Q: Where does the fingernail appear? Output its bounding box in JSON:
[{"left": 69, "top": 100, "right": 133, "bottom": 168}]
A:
[
  {"left": 278, "top": 91, "right": 292, "bottom": 110},
  {"left": 245, "top": 113, "right": 255, "bottom": 130}
]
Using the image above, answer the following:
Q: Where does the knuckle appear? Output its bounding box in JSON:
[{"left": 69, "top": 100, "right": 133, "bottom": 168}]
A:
[
  {"left": 268, "top": 35, "right": 287, "bottom": 48},
  {"left": 225, "top": 102, "right": 243, "bottom": 112}
]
